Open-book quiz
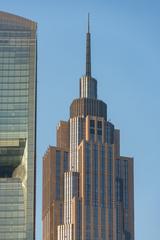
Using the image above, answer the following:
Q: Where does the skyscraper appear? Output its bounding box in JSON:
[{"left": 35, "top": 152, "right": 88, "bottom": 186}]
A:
[
  {"left": 0, "top": 12, "right": 37, "bottom": 239},
  {"left": 42, "top": 16, "right": 134, "bottom": 240}
]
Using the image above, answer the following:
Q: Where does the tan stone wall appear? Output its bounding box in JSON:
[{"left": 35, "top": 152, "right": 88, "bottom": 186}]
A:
[
  {"left": 42, "top": 147, "right": 69, "bottom": 240},
  {"left": 57, "top": 121, "right": 70, "bottom": 149}
]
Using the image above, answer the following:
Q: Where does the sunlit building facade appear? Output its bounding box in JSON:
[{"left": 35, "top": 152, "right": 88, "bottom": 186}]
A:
[
  {"left": 0, "top": 12, "right": 37, "bottom": 239},
  {"left": 42, "top": 17, "right": 134, "bottom": 240}
]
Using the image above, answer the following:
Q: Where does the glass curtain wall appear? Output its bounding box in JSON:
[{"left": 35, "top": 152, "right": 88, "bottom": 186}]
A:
[{"left": 0, "top": 12, "right": 37, "bottom": 240}]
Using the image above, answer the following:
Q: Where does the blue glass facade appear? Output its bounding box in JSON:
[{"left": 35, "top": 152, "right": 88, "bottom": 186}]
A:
[{"left": 0, "top": 12, "right": 37, "bottom": 240}]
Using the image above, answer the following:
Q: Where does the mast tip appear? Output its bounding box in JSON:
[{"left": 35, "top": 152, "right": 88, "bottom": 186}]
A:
[{"left": 88, "top": 13, "right": 90, "bottom": 33}]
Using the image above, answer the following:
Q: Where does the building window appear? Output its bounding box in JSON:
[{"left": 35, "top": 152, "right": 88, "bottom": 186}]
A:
[
  {"left": 101, "top": 146, "right": 105, "bottom": 207},
  {"left": 85, "top": 144, "right": 90, "bottom": 205},
  {"left": 90, "top": 119, "right": 95, "bottom": 138},
  {"left": 86, "top": 207, "right": 91, "bottom": 240},
  {"left": 90, "top": 120, "right": 95, "bottom": 128},
  {"left": 97, "top": 120, "right": 102, "bottom": 136},
  {"left": 93, "top": 144, "right": 98, "bottom": 206},
  {"left": 101, "top": 207, "right": 106, "bottom": 239},
  {"left": 64, "top": 151, "right": 68, "bottom": 172},
  {"left": 97, "top": 120, "right": 102, "bottom": 128},
  {"left": 124, "top": 160, "right": 129, "bottom": 209},
  {"left": 97, "top": 129, "right": 102, "bottom": 135},
  {"left": 56, "top": 151, "right": 61, "bottom": 200},
  {"left": 90, "top": 128, "right": 95, "bottom": 134},
  {"left": 108, "top": 146, "right": 113, "bottom": 239}
]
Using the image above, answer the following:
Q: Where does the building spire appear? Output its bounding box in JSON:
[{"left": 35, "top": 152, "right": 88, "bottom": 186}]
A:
[
  {"left": 86, "top": 13, "right": 91, "bottom": 76},
  {"left": 80, "top": 14, "right": 97, "bottom": 99},
  {"left": 88, "top": 13, "right": 90, "bottom": 33}
]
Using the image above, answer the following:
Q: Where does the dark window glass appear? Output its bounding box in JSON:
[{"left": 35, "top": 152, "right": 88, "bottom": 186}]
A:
[
  {"left": 97, "top": 129, "right": 102, "bottom": 135},
  {"left": 90, "top": 119, "right": 95, "bottom": 127},
  {"left": 85, "top": 144, "right": 90, "bottom": 205},
  {"left": 97, "top": 120, "right": 102, "bottom": 128},
  {"left": 101, "top": 146, "right": 105, "bottom": 207},
  {"left": 56, "top": 151, "right": 61, "bottom": 200},
  {"left": 64, "top": 152, "right": 68, "bottom": 172},
  {"left": 90, "top": 128, "right": 95, "bottom": 134}
]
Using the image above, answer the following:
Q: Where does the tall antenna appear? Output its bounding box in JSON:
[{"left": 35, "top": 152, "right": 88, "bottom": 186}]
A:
[
  {"left": 86, "top": 13, "right": 91, "bottom": 76},
  {"left": 88, "top": 13, "right": 90, "bottom": 33}
]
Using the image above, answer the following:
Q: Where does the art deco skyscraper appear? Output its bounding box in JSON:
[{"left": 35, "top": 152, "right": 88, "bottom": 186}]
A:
[
  {"left": 0, "top": 12, "right": 37, "bottom": 239},
  {"left": 43, "top": 16, "right": 134, "bottom": 240}
]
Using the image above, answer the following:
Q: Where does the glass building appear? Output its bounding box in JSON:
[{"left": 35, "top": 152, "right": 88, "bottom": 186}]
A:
[
  {"left": 43, "top": 16, "right": 134, "bottom": 240},
  {"left": 0, "top": 12, "right": 37, "bottom": 240}
]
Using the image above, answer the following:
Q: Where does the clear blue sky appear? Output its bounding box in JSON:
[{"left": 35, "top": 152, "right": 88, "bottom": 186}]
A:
[{"left": 1, "top": 0, "right": 160, "bottom": 239}]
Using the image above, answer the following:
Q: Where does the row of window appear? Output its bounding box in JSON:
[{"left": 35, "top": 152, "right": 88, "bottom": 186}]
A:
[
  {"left": 0, "top": 70, "right": 29, "bottom": 76},
  {"left": 0, "top": 118, "right": 27, "bottom": 124},
  {"left": 0, "top": 84, "right": 29, "bottom": 90},
  {"left": 0, "top": 103, "right": 28, "bottom": 110},
  {"left": 0, "top": 77, "right": 30, "bottom": 82},
  {"left": 0, "top": 211, "right": 24, "bottom": 217},
  {"left": 90, "top": 119, "right": 102, "bottom": 128}
]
